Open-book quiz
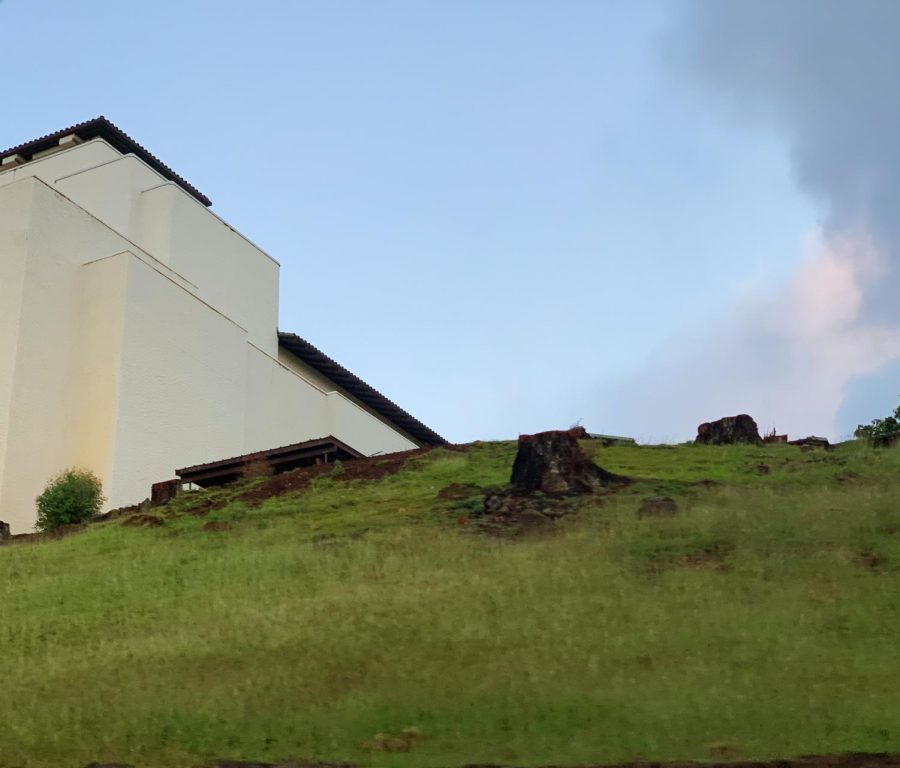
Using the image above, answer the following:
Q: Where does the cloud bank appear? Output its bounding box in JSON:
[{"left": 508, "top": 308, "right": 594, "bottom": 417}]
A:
[{"left": 593, "top": 0, "right": 900, "bottom": 442}]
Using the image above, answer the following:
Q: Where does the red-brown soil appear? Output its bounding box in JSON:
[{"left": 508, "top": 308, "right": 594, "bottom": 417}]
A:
[
  {"left": 202, "top": 754, "right": 900, "bottom": 768},
  {"left": 463, "top": 757, "right": 900, "bottom": 768},
  {"left": 236, "top": 446, "right": 440, "bottom": 505},
  {"left": 120, "top": 513, "right": 165, "bottom": 528}
]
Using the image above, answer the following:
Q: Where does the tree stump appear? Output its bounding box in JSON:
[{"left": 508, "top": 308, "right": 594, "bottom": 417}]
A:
[
  {"left": 695, "top": 415, "right": 761, "bottom": 445},
  {"left": 510, "top": 427, "right": 627, "bottom": 494}
]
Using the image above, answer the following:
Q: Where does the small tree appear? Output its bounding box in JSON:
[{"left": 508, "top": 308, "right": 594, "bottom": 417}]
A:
[
  {"left": 35, "top": 468, "right": 106, "bottom": 531},
  {"left": 855, "top": 398, "right": 900, "bottom": 447}
]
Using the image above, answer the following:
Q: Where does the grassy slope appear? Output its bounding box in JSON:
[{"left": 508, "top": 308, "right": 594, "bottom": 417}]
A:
[{"left": 1, "top": 441, "right": 900, "bottom": 768}]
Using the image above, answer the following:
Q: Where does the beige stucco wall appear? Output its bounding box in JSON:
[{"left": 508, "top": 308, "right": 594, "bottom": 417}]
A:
[
  {"left": 0, "top": 139, "right": 420, "bottom": 533},
  {"left": 106, "top": 255, "right": 250, "bottom": 508},
  {"left": 136, "top": 184, "right": 280, "bottom": 354},
  {"left": 244, "top": 344, "right": 331, "bottom": 454},
  {"left": 0, "top": 178, "right": 136, "bottom": 531},
  {"left": 327, "top": 393, "right": 422, "bottom": 457},
  {"left": 0, "top": 183, "right": 30, "bottom": 516}
]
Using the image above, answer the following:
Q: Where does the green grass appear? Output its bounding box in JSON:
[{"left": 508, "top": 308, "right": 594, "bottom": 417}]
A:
[{"left": 2, "top": 440, "right": 900, "bottom": 767}]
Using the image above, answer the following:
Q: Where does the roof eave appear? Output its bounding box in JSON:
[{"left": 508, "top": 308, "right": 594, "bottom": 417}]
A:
[{"left": 277, "top": 331, "right": 447, "bottom": 447}]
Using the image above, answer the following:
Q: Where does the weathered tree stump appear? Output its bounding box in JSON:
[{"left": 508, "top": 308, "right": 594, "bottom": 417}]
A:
[
  {"left": 510, "top": 427, "right": 627, "bottom": 494},
  {"left": 695, "top": 415, "right": 761, "bottom": 445}
]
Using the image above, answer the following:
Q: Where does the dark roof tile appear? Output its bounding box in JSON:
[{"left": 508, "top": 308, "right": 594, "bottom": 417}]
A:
[
  {"left": 0, "top": 116, "right": 211, "bottom": 206},
  {"left": 278, "top": 332, "right": 446, "bottom": 446}
]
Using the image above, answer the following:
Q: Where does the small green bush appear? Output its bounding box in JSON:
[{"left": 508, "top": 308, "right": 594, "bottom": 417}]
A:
[
  {"left": 855, "top": 397, "right": 900, "bottom": 447},
  {"left": 35, "top": 468, "right": 106, "bottom": 531}
]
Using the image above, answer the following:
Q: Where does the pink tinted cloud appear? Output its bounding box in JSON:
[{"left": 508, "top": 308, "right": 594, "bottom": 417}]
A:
[{"left": 594, "top": 231, "right": 900, "bottom": 442}]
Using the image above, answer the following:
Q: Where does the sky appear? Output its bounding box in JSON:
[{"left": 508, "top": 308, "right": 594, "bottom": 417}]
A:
[{"left": 1, "top": 0, "right": 896, "bottom": 444}]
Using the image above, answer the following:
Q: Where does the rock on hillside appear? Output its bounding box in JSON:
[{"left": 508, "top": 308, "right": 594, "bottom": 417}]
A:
[{"left": 696, "top": 415, "right": 762, "bottom": 446}]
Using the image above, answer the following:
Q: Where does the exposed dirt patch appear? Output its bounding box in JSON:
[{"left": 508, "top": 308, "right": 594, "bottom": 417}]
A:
[
  {"left": 312, "top": 529, "right": 368, "bottom": 550},
  {"left": 84, "top": 763, "right": 137, "bottom": 768},
  {"left": 189, "top": 496, "right": 230, "bottom": 516},
  {"left": 203, "top": 521, "right": 234, "bottom": 532},
  {"left": 120, "top": 514, "right": 165, "bottom": 528},
  {"left": 638, "top": 538, "right": 736, "bottom": 572},
  {"left": 856, "top": 550, "right": 886, "bottom": 570},
  {"left": 706, "top": 742, "right": 744, "bottom": 761},
  {"left": 203, "top": 753, "right": 900, "bottom": 768},
  {"left": 674, "top": 553, "right": 732, "bottom": 570},
  {"left": 237, "top": 447, "right": 435, "bottom": 505},
  {"left": 361, "top": 726, "right": 422, "bottom": 752},
  {"left": 466, "top": 756, "right": 900, "bottom": 768},
  {"left": 84, "top": 763, "right": 136, "bottom": 768},
  {"left": 92, "top": 500, "right": 149, "bottom": 523},
  {"left": 437, "top": 482, "right": 483, "bottom": 501},
  {"left": 638, "top": 495, "right": 678, "bottom": 518},
  {"left": 213, "top": 761, "right": 355, "bottom": 768}
]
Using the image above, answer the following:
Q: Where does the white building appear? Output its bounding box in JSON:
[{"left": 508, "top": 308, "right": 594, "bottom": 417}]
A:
[{"left": 0, "top": 117, "right": 444, "bottom": 533}]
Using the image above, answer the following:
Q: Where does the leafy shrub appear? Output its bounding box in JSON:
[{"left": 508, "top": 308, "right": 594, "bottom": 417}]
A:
[
  {"left": 35, "top": 468, "right": 106, "bottom": 531},
  {"left": 855, "top": 398, "right": 900, "bottom": 447}
]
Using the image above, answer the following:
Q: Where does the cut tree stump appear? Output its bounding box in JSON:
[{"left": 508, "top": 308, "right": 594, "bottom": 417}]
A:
[
  {"left": 695, "top": 415, "right": 762, "bottom": 445},
  {"left": 510, "top": 428, "right": 628, "bottom": 494}
]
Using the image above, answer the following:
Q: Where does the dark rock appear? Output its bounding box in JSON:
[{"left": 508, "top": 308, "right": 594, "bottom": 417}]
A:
[
  {"left": 638, "top": 495, "right": 678, "bottom": 517},
  {"left": 0, "top": 520, "right": 10, "bottom": 541},
  {"left": 788, "top": 435, "right": 831, "bottom": 449},
  {"left": 695, "top": 415, "right": 761, "bottom": 445},
  {"left": 510, "top": 428, "right": 628, "bottom": 494},
  {"left": 480, "top": 491, "right": 562, "bottom": 531},
  {"left": 477, "top": 489, "right": 592, "bottom": 533}
]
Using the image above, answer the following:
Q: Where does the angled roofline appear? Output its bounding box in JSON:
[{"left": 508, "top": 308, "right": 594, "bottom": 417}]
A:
[
  {"left": 278, "top": 331, "right": 447, "bottom": 447},
  {"left": 0, "top": 116, "right": 212, "bottom": 207}
]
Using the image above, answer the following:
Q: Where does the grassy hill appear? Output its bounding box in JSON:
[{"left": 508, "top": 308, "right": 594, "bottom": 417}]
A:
[{"left": 2, "top": 439, "right": 900, "bottom": 768}]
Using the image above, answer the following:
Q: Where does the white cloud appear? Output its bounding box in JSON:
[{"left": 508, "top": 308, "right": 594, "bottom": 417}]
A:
[{"left": 593, "top": 230, "right": 900, "bottom": 442}]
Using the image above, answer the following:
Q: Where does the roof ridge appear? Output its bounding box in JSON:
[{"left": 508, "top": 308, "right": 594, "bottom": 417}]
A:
[{"left": 0, "top": 117, "right": 211, "bottom": 206}]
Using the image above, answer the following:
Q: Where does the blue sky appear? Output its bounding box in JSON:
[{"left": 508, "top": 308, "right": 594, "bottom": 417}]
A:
[{"left": 4, "top": 0, "right": 894, "bottom": 443}]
